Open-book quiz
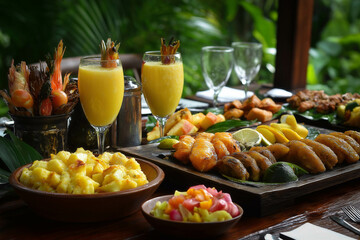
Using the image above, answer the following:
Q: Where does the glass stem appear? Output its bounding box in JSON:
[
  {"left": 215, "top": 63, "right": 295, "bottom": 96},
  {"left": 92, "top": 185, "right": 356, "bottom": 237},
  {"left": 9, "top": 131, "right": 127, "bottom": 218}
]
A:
[
  {"left": 93, "top": 125, "right": 109, "bottom": 154},
  {"left": 244, "top": 83, "right": 249, "bottom": 99},
  {"left": 157, "top": 117, "right": 167, "bottom": 138},
  {"left": 213, "top": 89, "right": 220, "bottom": 108}
]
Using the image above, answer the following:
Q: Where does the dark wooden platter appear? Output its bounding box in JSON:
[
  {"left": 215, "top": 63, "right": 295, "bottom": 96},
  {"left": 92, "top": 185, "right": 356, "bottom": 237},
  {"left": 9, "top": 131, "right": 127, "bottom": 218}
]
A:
[{"left": 119, "top": 125, "right": 360, "bottom": 217}]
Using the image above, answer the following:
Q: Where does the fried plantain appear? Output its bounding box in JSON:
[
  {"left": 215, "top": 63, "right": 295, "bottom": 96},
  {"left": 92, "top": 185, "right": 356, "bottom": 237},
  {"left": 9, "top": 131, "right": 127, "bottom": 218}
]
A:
[
  {"left": 300, "top": 139, "right": 338, "bottom": 169},
  {"left": 249, "top": 146, "right": 277, "bottom": 164},
  {"left": 344, "top": 130, "right": 360, "bottom": 145},
  {"left": 266, "top": 143, "right": 290, "bottom": 161},
  {"left": 330, "top": 132, "right": 360, "bottom": 154},
  {"left": 231, "top": 152, "right": 261, "bottom": 181},
  {"left": 246, "top": 151, "right": 272, "bottom": 176},
  {"left": 315, "top": 134, "right": 359, "bottom": 164},
  {"left": 216, "top": 156, "right": 249, "bottom": 180},
  {"left": 285, "top": 140, "right": 326, "bottom": 173}
]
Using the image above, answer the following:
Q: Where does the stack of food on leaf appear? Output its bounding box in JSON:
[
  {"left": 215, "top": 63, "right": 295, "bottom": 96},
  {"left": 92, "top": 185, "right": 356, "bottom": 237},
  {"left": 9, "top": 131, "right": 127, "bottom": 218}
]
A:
[
  {"left": 287, "top": 89, "right": 360, "bottom": 128},
  {"left": 0, "top": 40, "right": 78, "bottom": 117}
]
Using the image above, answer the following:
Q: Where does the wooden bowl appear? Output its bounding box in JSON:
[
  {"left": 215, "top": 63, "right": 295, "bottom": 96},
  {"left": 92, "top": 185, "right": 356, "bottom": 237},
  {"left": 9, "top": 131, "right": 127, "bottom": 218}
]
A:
[
  {"left": 9, "top": 158, "right": 164, "bottom": 222},
  {"left": 141, "top": 195, "right": 243, "bottom": 238}
]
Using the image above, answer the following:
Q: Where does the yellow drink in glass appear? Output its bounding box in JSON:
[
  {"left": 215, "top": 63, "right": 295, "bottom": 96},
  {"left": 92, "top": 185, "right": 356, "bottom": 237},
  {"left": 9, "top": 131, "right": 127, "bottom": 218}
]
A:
[
  {"left": 142, "top": 61, "right": 184, "bottom": 118},
  {"left": 78, "top": 65, "right": 124, "bottom": 127}
]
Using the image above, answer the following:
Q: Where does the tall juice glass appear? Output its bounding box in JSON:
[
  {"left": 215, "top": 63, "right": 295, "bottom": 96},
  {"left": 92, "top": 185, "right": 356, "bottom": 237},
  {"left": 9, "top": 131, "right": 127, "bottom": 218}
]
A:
[
  {"left": 142, "top": 51, "right": 183, "bottom": 137},
  {"left": 78, "top": 57, "right": 124, "bottom": 153}
]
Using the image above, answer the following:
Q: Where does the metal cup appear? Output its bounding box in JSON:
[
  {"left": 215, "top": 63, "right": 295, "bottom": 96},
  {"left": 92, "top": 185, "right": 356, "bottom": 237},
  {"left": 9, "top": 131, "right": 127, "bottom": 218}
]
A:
[{"left": 110, "top": 76, "right": 142, "bottom": 148}]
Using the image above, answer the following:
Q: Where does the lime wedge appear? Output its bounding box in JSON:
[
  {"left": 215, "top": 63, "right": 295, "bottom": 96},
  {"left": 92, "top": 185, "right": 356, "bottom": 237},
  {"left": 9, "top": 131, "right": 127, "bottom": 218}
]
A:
[
  {"left": 259, "top": 132, "right": 272, "bottom": 146},
  {"left": 232, "top": 128, "right": 262, "bottom": 147}
]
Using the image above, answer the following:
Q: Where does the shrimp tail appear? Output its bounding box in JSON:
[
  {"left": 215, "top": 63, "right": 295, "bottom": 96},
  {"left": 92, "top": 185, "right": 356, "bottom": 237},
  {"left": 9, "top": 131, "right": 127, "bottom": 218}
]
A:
[{"left": 50, "top": 40, "right": 65, "bottom": 91}]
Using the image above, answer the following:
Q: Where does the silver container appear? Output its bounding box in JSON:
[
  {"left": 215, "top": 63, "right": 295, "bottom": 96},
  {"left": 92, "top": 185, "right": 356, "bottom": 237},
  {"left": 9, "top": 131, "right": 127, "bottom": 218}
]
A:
[{"left": 110, "top": 76, "right": 142, "bottom": 148}]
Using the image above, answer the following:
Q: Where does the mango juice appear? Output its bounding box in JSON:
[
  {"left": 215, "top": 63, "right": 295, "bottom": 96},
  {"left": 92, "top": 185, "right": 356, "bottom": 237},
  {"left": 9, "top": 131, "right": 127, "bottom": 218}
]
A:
[
  {"left": 78, "top": 65, "right": 124, "bottom": 126},
  {"left": 142, "top": 62, "right": 184, "bottom": 117}
]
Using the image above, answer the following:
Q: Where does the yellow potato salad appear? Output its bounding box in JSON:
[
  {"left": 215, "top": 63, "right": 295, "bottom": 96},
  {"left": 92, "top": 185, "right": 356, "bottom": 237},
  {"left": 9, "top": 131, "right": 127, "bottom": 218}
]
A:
[{"left": 19, "top": 148, "right": 148, "bottom": 194}]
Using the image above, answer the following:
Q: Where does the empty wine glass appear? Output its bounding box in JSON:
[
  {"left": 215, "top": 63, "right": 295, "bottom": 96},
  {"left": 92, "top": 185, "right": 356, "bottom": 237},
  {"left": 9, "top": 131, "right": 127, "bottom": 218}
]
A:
[
  {"left": 201, "top": 46, "right": 234, "bottom": 108},
  {"left": 232, "top": 42, "right": 262, "bottom": 99}
]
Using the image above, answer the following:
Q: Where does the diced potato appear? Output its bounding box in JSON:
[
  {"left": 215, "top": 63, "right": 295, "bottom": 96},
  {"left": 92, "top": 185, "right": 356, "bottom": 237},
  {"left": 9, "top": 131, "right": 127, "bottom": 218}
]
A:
[
  {"left": 54, "top": 151, "right": 71, "bottom": 164},
  {"left": 56, "top": 172, "right": 71, "bottom": 193},
  {"left": 92, "top": 173, "right": 104, "bottom": 184},
  {"left": 31, "top": 167, "right": 51, "bottom": 183},
  {"left": 47, "top": 159, "right": 66, "bottom": 174},
  {"left": 19, "top": 148, "right": 148, "bottom": 194},
  {"left": 19, "top": 168, "right": 32, "bottom": 186},
  {"left": 118, "top": 178, "right": 138, "bottom": 191},
  {"left": 109, "top": 152, "right": 128, "bottom": 165},
  {"left": 103, "top": 167, "right": 126, "bottom": 185},
  {"left": 125, "top": 158, "right": 141, "bottom": 170},
  {"left": 29, "top": 160, "right": 48, "bottom": 170},
  {"left": 68, "top": 160, "right": 86, "bottom": 176},
  {"left": 47, "top": 172, "right": 61, "bottom": 187}
]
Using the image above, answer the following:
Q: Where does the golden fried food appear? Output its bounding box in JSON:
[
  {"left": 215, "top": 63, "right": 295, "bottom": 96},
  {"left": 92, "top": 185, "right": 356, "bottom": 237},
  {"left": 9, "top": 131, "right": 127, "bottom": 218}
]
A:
[
  {"left": 249, "top": 146, "right": 277, "bottom": 164},
  {"left": 173, "top": 135, "right": 195, "bottom": 164},
  {"left": 246, "top": 151, "right": 272, "bottom": 176},
  {"left": 212, "top": 140, "right": 230, "bottom": 160},
  {"left": 344, "top": 130, "right": 360, "bottom": 145},
  {"left": 330, "top": 132, "right": 360, "bottom": 154},
  {"left": 315, "top": 134, "right": 359, "bottom": 164},
  {"left": 300, "top": 139, "right": 338, "bottom": 169},
  {"left": 189, "top": 138, "right": 217, "bottom": 172},
  {"left": 224, "top": 108, "right": 244, "bottom": 120},
  {"left": 245, "top": 108, "right": 273, "bottom": 123},
  {"left": 266, "top": 143, "right": 290, "bottom": 161},
  {"left": 241, "top": 95, "right": 261, "bottom": 111},
  {"left": 216, "top": 156, "right": 249, "bottom": 180},
  {"left": 195, "top": 132, "right": 215, "bottom": 141},
  {"left": 212, "top": 132, "right": 241, "bottom": 154},
  {"left": 285, "top": 140, "right": 326, "bottom": 173},
  {"left": 231, "top": 152, "right": 261, "bottom": 181},
  {"left": 224, "top": 100, "right": 242, "bottom": 112},
  {"left": 259, "top": 98, "right": 282, "bottom": 114}
]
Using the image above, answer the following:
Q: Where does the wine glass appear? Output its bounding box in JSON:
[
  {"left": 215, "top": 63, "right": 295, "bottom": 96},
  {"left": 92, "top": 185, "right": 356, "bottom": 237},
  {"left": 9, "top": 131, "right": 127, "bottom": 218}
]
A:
[
  {"left": 231, "top": 42, "right": 262, "bottom": 99},
  {"left": 78, "top": 57, "right": 124, "bottom": 154},
  {"left": 201, "top": 46, "right": 234, "bottom": 108},
  {"left": 141, "top": 51, "right": 184, "bottom": 137}
]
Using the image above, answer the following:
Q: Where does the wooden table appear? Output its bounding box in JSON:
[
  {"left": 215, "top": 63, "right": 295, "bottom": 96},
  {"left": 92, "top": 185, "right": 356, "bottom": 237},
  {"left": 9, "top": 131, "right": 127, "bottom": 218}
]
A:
[{"left": 1, "top": 175, "right": 360, "bottom": 239}]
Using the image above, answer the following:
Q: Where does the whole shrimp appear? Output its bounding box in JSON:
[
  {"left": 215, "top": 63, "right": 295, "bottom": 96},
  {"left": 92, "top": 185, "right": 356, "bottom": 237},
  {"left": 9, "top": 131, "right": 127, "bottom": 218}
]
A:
[
  {"left": 41, "top": 40, "right": 68, "bottom": 115},
  {"left": 0, "top": 60, "right": 34, "bottom": 114}
]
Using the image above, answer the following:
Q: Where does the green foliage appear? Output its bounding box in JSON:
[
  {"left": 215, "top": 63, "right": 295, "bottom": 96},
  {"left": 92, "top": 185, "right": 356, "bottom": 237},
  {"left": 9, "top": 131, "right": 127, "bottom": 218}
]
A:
[
  {"left": 308, "top": 0, "right": 360, "bottom": 94},
  {"left": 0, "top": 130, "right": 42, "bottom": 183},
  {"left": 0, "top": 0, "right": 277, "bottom": 97}
]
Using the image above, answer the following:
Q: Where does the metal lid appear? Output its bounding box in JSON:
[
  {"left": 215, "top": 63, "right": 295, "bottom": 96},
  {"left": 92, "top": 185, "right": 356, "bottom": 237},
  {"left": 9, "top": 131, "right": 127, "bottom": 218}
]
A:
[{"left": 124, "top": 76, "right": 141, "bottom": 92}]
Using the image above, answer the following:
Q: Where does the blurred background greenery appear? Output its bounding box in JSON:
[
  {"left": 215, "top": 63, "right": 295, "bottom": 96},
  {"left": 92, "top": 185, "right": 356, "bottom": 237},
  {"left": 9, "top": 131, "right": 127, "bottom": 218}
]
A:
[{"left": 0, "top": 0, "right": 359, "bottom": 116}]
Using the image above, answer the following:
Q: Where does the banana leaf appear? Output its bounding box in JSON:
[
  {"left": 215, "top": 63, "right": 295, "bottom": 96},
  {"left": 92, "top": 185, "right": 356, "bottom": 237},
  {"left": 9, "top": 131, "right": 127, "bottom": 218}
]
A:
[{"left": 0, "top": 129, "right": 42, "bottom": 184}]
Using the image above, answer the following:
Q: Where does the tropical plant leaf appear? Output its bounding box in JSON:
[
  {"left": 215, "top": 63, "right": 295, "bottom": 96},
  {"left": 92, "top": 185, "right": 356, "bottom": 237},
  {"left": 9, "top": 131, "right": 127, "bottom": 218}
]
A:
[
  {"left": 0, "top": 129, "right": 42, "bottom": 183},
  {"left": 206, "top": 119, "right": 259, "bottom": 133}
]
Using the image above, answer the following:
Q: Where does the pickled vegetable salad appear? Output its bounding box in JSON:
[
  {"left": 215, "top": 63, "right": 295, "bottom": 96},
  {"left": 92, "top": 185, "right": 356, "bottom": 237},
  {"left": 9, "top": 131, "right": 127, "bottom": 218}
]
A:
[{"left": 151, "top": 185, "right": 240, "bottom": 222}]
